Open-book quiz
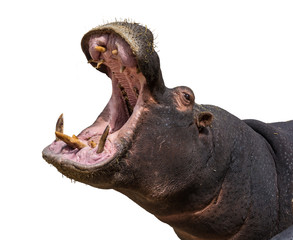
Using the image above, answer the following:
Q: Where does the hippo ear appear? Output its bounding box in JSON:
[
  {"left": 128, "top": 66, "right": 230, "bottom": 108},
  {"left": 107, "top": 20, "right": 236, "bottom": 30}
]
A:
[{"left": 196, "top": 112, "right": 214, "bottom": 130}]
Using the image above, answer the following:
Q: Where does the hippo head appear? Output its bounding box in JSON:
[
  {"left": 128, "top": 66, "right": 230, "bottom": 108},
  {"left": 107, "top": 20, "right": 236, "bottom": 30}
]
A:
[{"left": 42, "top": 22, "right": 215, "bottom": 220}]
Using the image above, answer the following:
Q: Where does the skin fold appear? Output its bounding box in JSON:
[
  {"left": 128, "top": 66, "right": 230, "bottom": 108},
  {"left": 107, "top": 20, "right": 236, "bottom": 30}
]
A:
[{"left": 42, "top": 21, "right": 293, "bottom": 240}]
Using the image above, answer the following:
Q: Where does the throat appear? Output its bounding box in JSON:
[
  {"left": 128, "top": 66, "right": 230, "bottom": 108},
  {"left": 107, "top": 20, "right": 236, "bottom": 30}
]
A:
[{"left": 155, "top": 189, "right": 240, "bottom": 240}]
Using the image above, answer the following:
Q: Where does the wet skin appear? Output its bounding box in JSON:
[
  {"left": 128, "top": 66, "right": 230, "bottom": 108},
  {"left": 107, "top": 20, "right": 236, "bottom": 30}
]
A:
[{"left": 42, "top": 22, "right": 293, "bottom": 240}]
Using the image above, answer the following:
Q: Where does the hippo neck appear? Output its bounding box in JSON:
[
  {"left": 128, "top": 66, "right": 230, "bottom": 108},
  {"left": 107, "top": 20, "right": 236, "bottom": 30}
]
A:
[
  {"left": 156, "top": 189, "right": 227, "bottom": 239},
  {"left": 158, "top": 106, "right": 280, "bottom": 240}
]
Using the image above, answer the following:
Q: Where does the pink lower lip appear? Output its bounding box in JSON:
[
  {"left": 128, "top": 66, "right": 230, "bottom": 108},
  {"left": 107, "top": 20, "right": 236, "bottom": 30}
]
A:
[{"left": 48, "top": 137, "right": 116, "bottom": 165}]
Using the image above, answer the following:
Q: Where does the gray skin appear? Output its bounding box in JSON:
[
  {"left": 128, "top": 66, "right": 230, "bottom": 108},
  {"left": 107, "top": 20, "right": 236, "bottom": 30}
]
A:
[{"left": 42, "top": 22, "right": 293, "bottom": 240}]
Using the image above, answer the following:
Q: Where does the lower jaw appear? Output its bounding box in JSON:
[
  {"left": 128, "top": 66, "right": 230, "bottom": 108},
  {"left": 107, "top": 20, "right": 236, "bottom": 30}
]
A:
[
  {"left": 42, "top": 144, "right": 122, "bottom": 190},
  {"left": 43, "top": 101, "right": 145, "bottom": 171},
  {"left": 43, "top": 128, "right": 125, "bottom": 173},
  {"left": 42, "top": 143, "right": 119, "bottom": 172}
]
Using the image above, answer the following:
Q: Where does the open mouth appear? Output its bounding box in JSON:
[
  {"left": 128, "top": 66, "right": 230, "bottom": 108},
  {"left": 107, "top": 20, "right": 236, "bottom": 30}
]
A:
[{"left": 43, "top": 29, "right": 147, "bottom": 169}]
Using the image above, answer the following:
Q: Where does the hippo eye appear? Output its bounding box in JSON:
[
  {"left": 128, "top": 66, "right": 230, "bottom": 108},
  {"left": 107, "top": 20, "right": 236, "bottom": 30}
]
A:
[
  {"left": 183, "top": 92, "right": 191, "bottom": 101},
  {"left": 175, "top": 87, "right": 194, "bottom": 107}
]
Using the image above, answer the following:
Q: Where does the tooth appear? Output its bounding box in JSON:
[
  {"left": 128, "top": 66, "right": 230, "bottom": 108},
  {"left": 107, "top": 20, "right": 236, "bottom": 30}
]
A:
[
  {"left": 96, "top": 59, "right": 105, "bottom": 69},
  {"left": 55, "top": 114, "right": 64, "bottom": 140},
  {"left": 133, "top": 87, "right": 139, "bottom": 98},
  {"left": 72, "top": 135, "right": 78, "bottom": 139},
  {"left": 97, "top": 125, "right": 110, "bottom": 153},
  {"left": 118, "top": 83, "right": 133, "bottom": 115},
  {"left": 95, "top": 46, "right": 106, "bottom": 53},
  {"left": 112, "top": 49, "right": 118, "bottom": 55},
  {"left": 89, "top": 140, "right": 97, "bottom": 148},
  {"left": 120, "top": 65, "right": 126, "bottom": 73},
  {"left": 126, "top": 101, "right": 133, "bottom": 115},
  {"left": 88, "top": 59, "right": 98, "bottom": 63},
  {"left": 90, "top": 140, "right": 97, "bottom": 148},
  {"left": 55, "top": 131, "right": 86, "bottom": 149}
]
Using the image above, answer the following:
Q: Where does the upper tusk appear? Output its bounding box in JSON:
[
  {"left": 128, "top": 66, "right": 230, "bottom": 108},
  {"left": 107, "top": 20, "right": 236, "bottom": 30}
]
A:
[{"left": 95, "top": 46, "right": 106, "bottom": 53}]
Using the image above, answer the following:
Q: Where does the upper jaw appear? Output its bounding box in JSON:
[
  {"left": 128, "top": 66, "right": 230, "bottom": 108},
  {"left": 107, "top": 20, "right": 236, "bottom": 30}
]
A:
[{"left": 82, "top": 22, "right": 165, "bottom": 95}]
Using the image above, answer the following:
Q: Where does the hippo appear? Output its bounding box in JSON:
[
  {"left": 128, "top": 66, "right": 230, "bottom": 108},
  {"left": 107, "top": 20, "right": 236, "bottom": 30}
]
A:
[{"left": 42, "top": 21, "right": 293, "bottom": 240}]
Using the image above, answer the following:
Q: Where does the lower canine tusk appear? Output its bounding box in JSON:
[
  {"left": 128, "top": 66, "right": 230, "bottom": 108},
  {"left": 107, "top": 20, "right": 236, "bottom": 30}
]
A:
[
  {"left": 55, "top": 131, "right": 86, "bottom": 149},
  {"left": 55, "top": 114, "right": 64, "bottom": 140},
  {"left": 97, "top": 125, "right": 110, "bottom": 153}
]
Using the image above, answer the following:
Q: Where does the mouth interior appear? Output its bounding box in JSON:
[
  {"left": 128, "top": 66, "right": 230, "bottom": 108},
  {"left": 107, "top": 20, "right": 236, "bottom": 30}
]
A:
[{"left": 47, "top": 32, "right": 145, "bottom": 166}]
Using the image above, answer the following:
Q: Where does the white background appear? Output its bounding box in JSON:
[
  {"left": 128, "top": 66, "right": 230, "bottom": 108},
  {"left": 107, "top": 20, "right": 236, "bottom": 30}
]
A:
[{"left": 1, "top": 1, "right": 292, "bottom": 239}]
